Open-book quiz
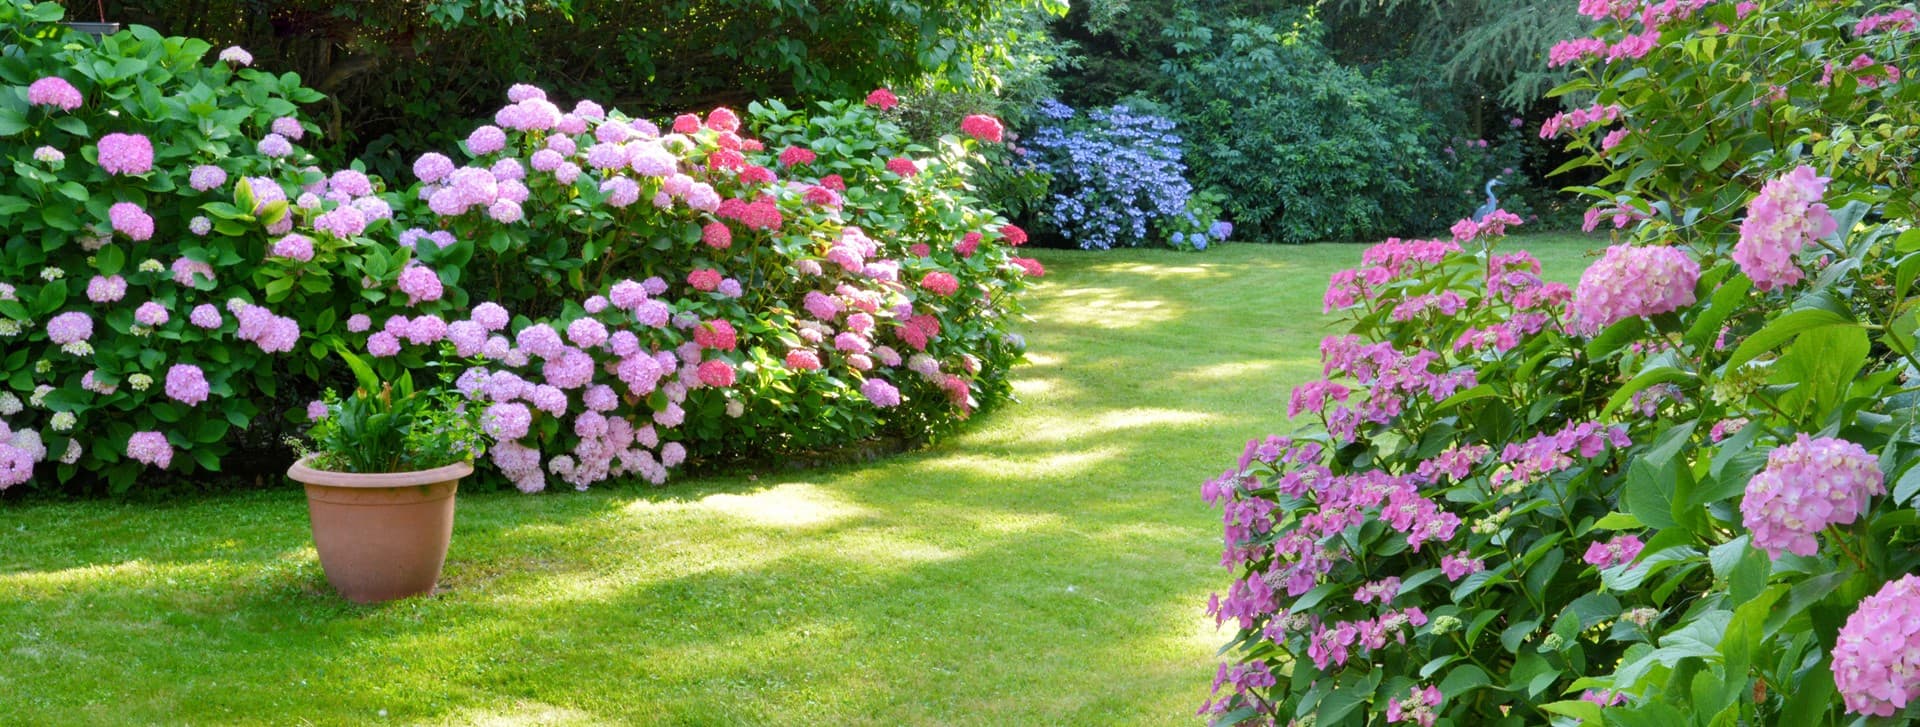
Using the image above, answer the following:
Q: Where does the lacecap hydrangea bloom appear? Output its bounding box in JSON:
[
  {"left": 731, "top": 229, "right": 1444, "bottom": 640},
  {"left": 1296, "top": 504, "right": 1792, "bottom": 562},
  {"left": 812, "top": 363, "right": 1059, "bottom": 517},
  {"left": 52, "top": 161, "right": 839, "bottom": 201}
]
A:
[
  {"left": 1741, "top": 434, "right": 1884, "bottom": 558},
  {"left": 1569, "top": 244, "right": 1698, "bottom": 334},
  {"left": 1832, "top": 574, "right": 1920, "bottom": 717},
  {"left": 1733, "top": 165, "right": 1837, "bottom": 291}
]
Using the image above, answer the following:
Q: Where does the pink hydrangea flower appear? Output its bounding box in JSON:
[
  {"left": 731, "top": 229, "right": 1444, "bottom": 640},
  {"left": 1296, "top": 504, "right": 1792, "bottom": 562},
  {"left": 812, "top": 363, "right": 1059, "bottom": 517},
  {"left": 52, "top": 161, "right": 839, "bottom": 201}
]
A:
[
  {"left": 257, "top": 133, "right": 293, "bottom": 158},
  {"left": 218, "top": 46, "right": 253, "bottom": 65},
  {"left": 134, "top": 301, "right": 170, "bottom": 327},
  {"left": 1734, "top": 165, "right": 1838, "bottom": 291},
  {"left": 886, "top": 157, "right": 919, "bottom": 178},
  {"left": 1742, "top": 435, "right": 1884, "bottom": 558},
  {"left": 696, "top": 359, "right": 736, "bottom": 388},
  {"left": 1832, "top": 574, "right": 1920, "bottom": 717},
  {"left": 86, "top": 275, "right": 127, "bottom": 303},
  {"left": 865, "top": 88, "right": 899, "bottom": 110},
  {"left": 1386, "top": 684, "right": 1442, "bottom": 727},
  {"left": 108, "top": 202, "right": 154, "bottom": 240},
  {"left": 960, "top": 114, "right": 1004, "bottom": 143},
  {"left": 190, "top": 304, "right": 223, "bottom": 329},
  {"left": 1569, "top": 244, "right": 1699, "bottom": 334},
  {"left": 702, "top": 222, "right": 732, "bottom": 250},
  {"left": 126, "top": 431, "right": 173, "bottom": 469},
  {"left": 46, "top": 311, "right": 93, "bottom": 345},
  {"left": 467, "top": 125, "right": 507, "bottom": 155},
  {"left": 270, "top": 233, "right": 314, "bottom": 262},
  {"left": 860, "top": 378, "right": 901, "bottom": 407},
  {"left": 97, "top": 133, "right": 154, "bottom": 175},
  {"left": 485, "top": 402, "right": 534, "bottom": 440},
  {"left": 397, "top": 265, "right": 444, "bottom": 305},
  {"left": 165, "top": 364, "right": 211, "bottom": 406},
  {"left": 920, "top": 271, "right": 959, "bottom": 296},
  {"left": 413, "top": 152, "right": 455, "bottom": 183},
  {"left": 1582, "top": 534, "right": 1645, "bottom": 568},
  {"left": 27, "top": 77, "right": 83, "bottom": 110},
  {"left": 687, "top": 268, "right": 722, "bottom": 292}
]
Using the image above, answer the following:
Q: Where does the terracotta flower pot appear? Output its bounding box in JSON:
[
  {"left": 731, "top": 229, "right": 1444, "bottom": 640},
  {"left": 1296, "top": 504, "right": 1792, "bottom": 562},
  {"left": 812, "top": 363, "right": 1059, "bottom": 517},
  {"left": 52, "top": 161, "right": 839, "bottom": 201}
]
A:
[{"left": 287, "top": 456, "right": 472, "bottom": 604}]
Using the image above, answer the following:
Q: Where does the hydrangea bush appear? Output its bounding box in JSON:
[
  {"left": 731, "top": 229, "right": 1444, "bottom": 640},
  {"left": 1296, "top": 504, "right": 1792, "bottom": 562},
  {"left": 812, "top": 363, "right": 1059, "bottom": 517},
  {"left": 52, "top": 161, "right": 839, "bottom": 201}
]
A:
[
  {"left": 1203, "top": 0, "right": 1920, "bottom": 722},
  {"left": 0, "top": 1, "right": 1039, "bottom": 493},
  {"left": 1022, "top": 99, "right": 1229, "bottom": 250}
]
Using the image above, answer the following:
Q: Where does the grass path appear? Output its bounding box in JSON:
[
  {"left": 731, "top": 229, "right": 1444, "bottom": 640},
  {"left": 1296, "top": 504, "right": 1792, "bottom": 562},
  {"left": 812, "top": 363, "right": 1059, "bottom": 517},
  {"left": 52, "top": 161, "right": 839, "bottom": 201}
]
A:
[{"left": 0, "top": 236, "right": 1596, "bottom": 725}]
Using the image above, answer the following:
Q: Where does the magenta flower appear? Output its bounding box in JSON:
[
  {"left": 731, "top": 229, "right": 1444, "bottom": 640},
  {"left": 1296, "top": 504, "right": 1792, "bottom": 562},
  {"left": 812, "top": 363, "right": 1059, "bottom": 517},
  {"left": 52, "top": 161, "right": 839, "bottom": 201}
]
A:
[
  {"left": 134, "top": 301, "right": 170, "bottom": 327},
  {"left": 865, "top": 88, "right": 899, "bottom": 110},
  {"left": 27, "top": 77, "right": 83, "bottom": 110},
  {"left": 1742, "top": 435, "right": 1884, "bottom": 558},
  {"left": 1582, "top": 534, "right": 1645, "bottom": 568},
  {"left": 189, "top": 165, "right": 228, "bottom": 192},
  {"left": 960, "top": 114, "right": 1005, "bottom": 143},
  {"left": 485, "top": 402, "right": 533, "bottom": 440}
]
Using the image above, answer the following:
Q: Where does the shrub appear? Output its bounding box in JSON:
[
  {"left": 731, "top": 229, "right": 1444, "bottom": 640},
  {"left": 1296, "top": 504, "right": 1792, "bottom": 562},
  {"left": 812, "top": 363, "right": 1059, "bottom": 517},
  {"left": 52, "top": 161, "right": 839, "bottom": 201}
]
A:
[
  {"left": 1202, "top": 0, "right": 1920, "bottom": 723},
  {"left": 0, "top": 1, "right": 1039, "bottom": 494},
  {"left": 1162, "top": 13, "right": 1447, "bottom": 244},
  {"left": 1023, "top": 99, "right": 1224, "bottom": 250}
]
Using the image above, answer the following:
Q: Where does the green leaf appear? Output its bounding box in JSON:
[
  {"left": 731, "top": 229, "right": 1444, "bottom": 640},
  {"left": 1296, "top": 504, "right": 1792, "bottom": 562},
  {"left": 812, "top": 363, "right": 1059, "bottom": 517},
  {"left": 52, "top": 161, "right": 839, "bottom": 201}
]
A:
[
  {"left": 1539, "top": 700, "right": 1604, "bottom": 725},
  {"left": 1437, "top": 664, "right": 1490, "bottom": 698},
  {"left": 1723, "top": 308, "right": 1855, "bottom": 371},
  {"left": 1895, "top": 463, "right": 1920, "bottom": 506},
  {"left": 1623, "top": 458, "right": 1679, "bottom": 530},
  {"left": 1586, "top": 316, "right": 1647, "bottom": 360}
]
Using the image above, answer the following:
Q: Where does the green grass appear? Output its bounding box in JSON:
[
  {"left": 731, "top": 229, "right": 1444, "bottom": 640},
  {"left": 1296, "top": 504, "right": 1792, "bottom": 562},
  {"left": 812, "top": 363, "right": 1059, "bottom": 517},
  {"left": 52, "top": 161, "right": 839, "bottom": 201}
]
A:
[{"left": 0, "top": 234, "right": 1599, "bottom": 726}]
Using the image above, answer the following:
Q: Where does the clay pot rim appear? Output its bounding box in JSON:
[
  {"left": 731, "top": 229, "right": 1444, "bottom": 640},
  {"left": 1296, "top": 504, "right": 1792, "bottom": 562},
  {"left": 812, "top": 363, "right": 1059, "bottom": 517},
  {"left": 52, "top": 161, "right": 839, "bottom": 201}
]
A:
[{"left": 288, "top": 455, "right": 474, "bottom": 488}]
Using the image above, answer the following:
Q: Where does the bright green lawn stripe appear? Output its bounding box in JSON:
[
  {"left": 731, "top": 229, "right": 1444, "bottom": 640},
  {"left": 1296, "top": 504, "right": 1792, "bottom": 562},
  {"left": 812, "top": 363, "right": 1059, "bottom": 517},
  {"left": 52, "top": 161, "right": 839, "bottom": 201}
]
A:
[{"left": 0, "top": 234, "right": 1597, "bottom": 726}]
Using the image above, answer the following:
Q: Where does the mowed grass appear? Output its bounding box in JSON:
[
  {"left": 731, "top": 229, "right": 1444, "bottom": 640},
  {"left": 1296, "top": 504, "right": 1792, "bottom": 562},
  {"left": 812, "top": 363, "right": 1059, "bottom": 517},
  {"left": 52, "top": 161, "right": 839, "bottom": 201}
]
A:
[{"left": 0, "top": 233, "right": 1599, "bottom": 726}]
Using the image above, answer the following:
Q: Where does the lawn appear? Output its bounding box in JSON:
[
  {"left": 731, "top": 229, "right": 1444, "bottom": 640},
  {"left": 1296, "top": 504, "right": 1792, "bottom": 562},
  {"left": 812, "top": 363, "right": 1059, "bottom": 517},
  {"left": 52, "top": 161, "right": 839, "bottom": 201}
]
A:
[{"left": 0, "top": 233, "right": 1599, "bottom": 726}]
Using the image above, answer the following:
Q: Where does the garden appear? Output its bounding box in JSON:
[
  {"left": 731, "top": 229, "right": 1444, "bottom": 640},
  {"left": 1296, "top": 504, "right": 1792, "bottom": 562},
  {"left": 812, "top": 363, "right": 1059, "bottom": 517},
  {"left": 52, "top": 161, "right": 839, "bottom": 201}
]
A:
[{"left": 3, "top": 0, "right": 1920, "bottom": 724}]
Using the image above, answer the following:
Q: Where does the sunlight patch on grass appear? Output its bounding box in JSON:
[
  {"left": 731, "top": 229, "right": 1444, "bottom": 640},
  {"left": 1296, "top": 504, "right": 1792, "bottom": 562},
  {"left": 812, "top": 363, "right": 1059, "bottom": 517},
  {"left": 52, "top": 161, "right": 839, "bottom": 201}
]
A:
[
  {"left": 918, "top": 447, "right": 1122, "bottom": 480},
  {"left": 616, "top": 482, "right": 873, "bottom": 531},
  {"left": 0, "top": 558, "right": 211, "bottom": 596},
  {"left": 1173, "top": 360, "right": 1280, "bottom": 383},
  {"left": 1086, "top": 262, "right": 1232, "bottom": 281},
  {"left": 1016, "top": 407, "right": 1220, "bottom": 445},
  {"left": 430, "top": 701, "right": 601, "bottom": 726},
  {"left": 1039, "top": 287, "right": 1181, "bottom": 329}
]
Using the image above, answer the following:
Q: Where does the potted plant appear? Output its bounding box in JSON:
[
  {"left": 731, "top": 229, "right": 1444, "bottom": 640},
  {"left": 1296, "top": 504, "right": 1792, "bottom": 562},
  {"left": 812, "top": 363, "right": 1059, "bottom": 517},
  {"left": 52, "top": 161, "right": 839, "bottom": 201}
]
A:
[{"left": 288, "top": 349, "right": 485, "bottom": 604}]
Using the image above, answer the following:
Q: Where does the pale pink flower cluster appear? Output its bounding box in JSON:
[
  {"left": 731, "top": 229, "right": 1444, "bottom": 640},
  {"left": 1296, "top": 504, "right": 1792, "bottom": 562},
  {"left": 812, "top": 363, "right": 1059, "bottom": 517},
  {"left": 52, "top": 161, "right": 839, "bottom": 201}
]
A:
[
  {"left": 1833, "top": 574, "right": 1920, "bottom": 717},
  {"left": 1742, "top": 435, "right": 1883, "bottom": 558},
  {"left": 1569, "top": 244, "right": 1699, "bottom": 335},
  {"left": 1733, "top": 166, "right": 1836, "bottom": 291}
]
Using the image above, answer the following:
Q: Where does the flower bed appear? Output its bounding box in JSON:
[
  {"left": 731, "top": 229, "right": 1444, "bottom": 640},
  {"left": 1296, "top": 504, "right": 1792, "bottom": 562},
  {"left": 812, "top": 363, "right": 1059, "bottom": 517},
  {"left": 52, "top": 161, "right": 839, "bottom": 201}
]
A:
[{"left": 0, "top": 1, "right": 1039, "bottom": 493}]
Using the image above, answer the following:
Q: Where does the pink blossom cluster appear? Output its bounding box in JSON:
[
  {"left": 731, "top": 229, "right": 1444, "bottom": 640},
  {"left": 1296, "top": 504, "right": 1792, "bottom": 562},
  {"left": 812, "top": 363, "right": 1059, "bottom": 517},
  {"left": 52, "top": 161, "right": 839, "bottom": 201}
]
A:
[
  {"left": 0, "top": 421, "right": 47, "bottom": 488},
  {"left": 1741, "top": 435, "right": 1883, "bottom": 558},
  {"left": 1491, "top": 421, "right": 1631, "bottom": 490},
  {"left": 1449, "top": 209, "right": 1522, "bottom": 243},
  {"left": 959, "top": 114, "right": 1004, "bottom": 143},
  {"left": 1316, "top": 336, "right": 1476, "bottom": 442},
  {"left": 1306, "top": 607, "right": 1430, "bottom": 670},
  {"left": 1856, "top": 9, "right": 1918, "bottom": 35},
  {"left": 1569, "top": 244, "right": 1700, "bottom": 335},
  {"left": 126, "top": 431, "right": 173, "bottom": 469},
  {"left": 1832, "top": 574, "right": 1920, "bottom": 717},
  {"left": 1734, "top": 165, "right": 1837, "bottom": 291},
  {"left": 1387, "top": 684, "right": 1443, "bottom": 727},
  {"left": 27, "top": 76, "right": 83, "bottom": 110},
  {"left": 1582, "top": 534, "right": 1645, "bottom": 568},
  {"left": 1539, "top": 103, "right": 1623, "bottom": 139},
  {"left": 230, "top": 301, "right": 300, "bottom": 354}
]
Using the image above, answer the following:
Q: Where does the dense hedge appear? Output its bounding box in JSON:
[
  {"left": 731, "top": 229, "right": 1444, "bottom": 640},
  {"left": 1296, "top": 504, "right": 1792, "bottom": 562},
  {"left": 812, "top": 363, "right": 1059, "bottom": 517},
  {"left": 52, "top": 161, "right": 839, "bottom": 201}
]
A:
[{"left": 0, "top": 1, "right": 1041, "bottom": 493}]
